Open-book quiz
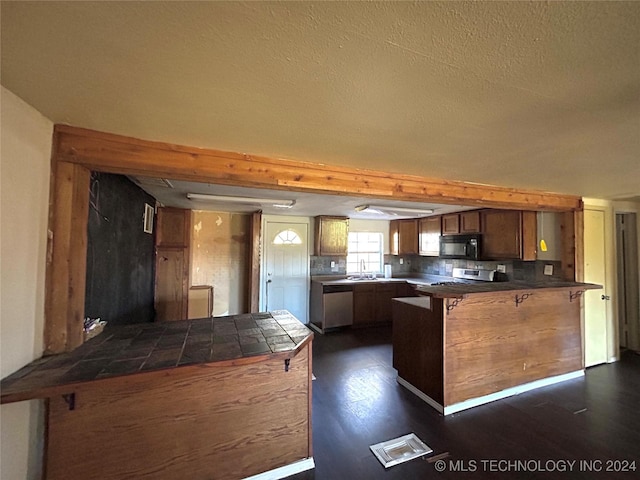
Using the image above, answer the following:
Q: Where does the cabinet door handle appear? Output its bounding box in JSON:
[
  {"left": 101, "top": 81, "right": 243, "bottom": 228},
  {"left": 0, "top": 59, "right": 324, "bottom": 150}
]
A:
[{"left": 601, "top": 294, "right": 610, "bottom": 301}]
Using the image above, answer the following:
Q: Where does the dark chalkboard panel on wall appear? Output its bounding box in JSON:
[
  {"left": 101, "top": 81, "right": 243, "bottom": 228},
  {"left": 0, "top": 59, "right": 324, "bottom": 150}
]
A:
[{"left": 85, "top": 172, "right": 156, "bottom": 325}]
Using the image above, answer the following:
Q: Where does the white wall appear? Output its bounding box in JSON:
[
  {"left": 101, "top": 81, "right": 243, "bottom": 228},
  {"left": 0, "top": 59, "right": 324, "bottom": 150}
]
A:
[{"left": 1, "top": 87, "right": 53, "bottom": 480}]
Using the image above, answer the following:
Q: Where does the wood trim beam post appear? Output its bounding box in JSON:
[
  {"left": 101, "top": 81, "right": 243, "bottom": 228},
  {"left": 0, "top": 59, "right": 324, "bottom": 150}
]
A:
[
  {"left": 44, "top": 160, "right": 90, "bottom": 354},
  {"left": 248, "top": 211, "right": 262, "bottom": 313},
  {"left": 560, "top": 211, "right": 577, "bottom": 282}
]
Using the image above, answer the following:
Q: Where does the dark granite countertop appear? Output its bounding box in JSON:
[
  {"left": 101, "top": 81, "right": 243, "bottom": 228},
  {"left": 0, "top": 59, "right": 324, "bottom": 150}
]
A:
[{"left": 1, "top": 310, "right": 312, "bottom": 404}]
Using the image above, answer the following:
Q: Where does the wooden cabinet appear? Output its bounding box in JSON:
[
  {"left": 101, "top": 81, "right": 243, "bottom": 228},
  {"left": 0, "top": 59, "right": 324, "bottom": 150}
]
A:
[
  {"left": 460, "top": 211, "right": 481, "bottom": 233},
  {"left": 353, "top": 283, "right": 376, "bottom": 326},
  {"left": 375, "top": 283, "right": 398, "bottom": 322},
  {"left": 481, "top": 209, "right": 537, "bottom": 260},
  {"left": 441, "top": 214, "right": 460, "bottom": 235},
  {"left": 389, "top": 220, "right": 399, "bottom": 255},
  {"left": 396, "top": 281, "right": 419, "bottom": 298},
  {"left": 442, "top": 211, "right": 480, "bottom": 235},
  {"left": 155, "top": 207, "right": 190, "bottom": 321},
  {"left": 155, "top": 248, "right": 189, "bottom": 321},
  {"left": 398, "top": 219, "right": 418, "bottom": 254},
  {"left": 419, "top": 216, "right": 441, "bottom": 256},
  {"left": 353, "top": 282, "right": 403, "bottom": 325},
  {"left": 390, "top": 219, "right": 418, "bottom": 255},
  {"left": 156, "top": 207, "right": 190, "bottom": 247},
  {"left": 314, "top": 216, "right": 349, "bottom": 256}
]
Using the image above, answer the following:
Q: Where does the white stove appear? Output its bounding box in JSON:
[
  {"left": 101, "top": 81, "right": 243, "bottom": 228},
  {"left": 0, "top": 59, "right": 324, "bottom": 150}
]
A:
[{"left": 416, "top": 268, "right": 496, "bottom": 292}]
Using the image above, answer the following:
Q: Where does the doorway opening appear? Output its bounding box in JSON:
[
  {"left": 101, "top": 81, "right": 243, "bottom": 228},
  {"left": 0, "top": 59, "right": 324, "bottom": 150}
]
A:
[{"left": 616, "top": 213, "right": 640, "bottom": 354}]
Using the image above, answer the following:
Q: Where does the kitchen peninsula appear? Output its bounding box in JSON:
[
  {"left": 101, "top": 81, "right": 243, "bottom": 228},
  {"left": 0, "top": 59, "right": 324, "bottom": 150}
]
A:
[
  {"left": 392, "top": 281, "right": 601, "bottom": 415},
  {"left": 0, "top": 311, "right": 314, "bottom": 480}
]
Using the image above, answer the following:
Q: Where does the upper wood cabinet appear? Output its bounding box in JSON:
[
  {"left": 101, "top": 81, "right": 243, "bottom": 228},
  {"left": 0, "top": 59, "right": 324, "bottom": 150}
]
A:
[
  {"left": 390, "top": 220, "right": 399, "bottom": 255},
  {"left": 481, "top": 209, "right": 537, "bottom": 260},
  {"left": 390, "top": 219, "right": 418, "bottom": 255},
  {"left": 442, "top": 211, "right": 480, "bottom": 235},
  {"left": 441, "top": 214, "right": 460, "bottom": 235},
  {"left": 156, "top": 207, "right": 190, "bottom": 248},
  {"left": 419, "top": 216, "right": 441, "bottom": 256},
  {"left": 314, "top": 216, "right": 349, "bottom": 256},
  {"left": 398, "top": 219, "right": 419, "bottom": 255},
  {"left": 460, "top": 211, "right": 481, "bottom": 233}
]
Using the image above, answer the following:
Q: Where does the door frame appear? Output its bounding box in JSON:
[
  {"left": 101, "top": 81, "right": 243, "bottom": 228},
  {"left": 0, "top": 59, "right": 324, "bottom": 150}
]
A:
[
  {"left": 613, "top": 201, "right": 640, "bottom": 352},
  {"left": 260, "top": 215, "right": 311, "bottom": 322}
]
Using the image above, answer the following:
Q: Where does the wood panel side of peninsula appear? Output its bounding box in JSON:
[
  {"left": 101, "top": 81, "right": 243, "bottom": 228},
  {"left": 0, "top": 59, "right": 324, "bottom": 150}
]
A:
[
  {"left": 443, "top": 289, "right": 582, "bottom": 405},
  {"left": 47, "top": 345, "right": 311, "bottom": 480},
  {"left": 392, "top": 286, "right": 587, "bottom": 414}
]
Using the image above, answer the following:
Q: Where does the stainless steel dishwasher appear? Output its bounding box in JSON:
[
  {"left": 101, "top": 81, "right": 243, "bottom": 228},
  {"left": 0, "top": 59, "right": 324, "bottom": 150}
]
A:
[{"left": 322, "top": 284, "right": 353, "bottom": 328}]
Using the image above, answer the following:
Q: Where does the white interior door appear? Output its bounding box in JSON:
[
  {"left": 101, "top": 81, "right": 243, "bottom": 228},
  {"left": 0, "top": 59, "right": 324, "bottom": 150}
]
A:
[
  {"left": 584, "top": 208, "right": 609, "bottom": 367},
  {"left": 263, "top": 220, "right": 309, "bottom": 323}
]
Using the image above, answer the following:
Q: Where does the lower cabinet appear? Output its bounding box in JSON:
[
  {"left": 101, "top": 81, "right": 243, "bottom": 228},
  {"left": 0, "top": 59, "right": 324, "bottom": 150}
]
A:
[
  {"left": 353, "top": 284, "right": 376, "bottom": 326},
  {"left": 353, "top": 282, "right": 404, "bottom": 326},
  {"left": 375, "top": 283, "right": 397, "bottom": 322}
]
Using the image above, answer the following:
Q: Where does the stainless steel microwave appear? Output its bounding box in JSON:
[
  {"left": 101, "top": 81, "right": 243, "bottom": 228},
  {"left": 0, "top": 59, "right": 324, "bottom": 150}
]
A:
[{"left": 439, "top": 234, "right": 481, "bottom": 260}]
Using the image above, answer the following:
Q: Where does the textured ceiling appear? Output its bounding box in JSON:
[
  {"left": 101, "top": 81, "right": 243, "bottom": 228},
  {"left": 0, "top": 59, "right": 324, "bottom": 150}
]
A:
[{"left": 2, "top": 1, "right": 639, "bottom": 200}]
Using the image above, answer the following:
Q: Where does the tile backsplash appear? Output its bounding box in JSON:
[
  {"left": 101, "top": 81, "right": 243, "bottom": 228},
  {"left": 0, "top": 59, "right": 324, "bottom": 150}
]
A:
[
  {"left": 310, "top": 254, "right": 563, "bottom": 283},
  {"left": 310, "top": 256, "right": 347, "bottom": 275},
  {"left": 411, "top": 256, "right": 563, "bottom": 282}
]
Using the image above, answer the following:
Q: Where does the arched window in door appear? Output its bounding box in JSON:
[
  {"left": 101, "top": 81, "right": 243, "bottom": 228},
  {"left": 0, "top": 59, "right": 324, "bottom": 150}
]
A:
[{"left": 273, "top": 229, "right": 303, "bottom": 245}]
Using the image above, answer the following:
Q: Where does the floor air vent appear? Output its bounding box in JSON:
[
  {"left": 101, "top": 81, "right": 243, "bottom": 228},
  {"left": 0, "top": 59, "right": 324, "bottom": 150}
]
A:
[{"left": 370, "top": 433, "right": 432, "bottom": 468}]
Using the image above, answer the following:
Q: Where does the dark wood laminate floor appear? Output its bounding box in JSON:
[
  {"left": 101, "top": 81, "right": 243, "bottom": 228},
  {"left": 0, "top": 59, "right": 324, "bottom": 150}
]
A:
[{"left": 289, "top": 326, "right": 640, "bottom": 479}]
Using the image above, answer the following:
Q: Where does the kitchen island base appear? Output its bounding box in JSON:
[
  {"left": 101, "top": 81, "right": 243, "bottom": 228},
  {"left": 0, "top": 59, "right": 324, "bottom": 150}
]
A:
[
  {"left": 398, "top": 370, "right": 584, "bottom": 415},
  {"left": 392, "top": 285, "right": 598, "bottom": 416}
]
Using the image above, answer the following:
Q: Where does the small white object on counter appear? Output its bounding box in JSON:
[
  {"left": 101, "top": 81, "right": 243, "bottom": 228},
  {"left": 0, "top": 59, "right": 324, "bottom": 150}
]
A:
[{"left": 384, "top": 264, "right": 392, "bottom": 278}]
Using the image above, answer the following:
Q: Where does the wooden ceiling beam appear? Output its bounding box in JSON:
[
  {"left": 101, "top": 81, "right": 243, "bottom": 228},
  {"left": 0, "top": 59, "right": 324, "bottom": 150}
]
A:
[{"left": 54, "top": 125, "right": 582, "bottom": 212}]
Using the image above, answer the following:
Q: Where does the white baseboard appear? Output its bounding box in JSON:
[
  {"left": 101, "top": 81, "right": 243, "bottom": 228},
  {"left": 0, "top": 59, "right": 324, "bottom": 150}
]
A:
[
  {"left": 308, "top": 323, "right": 323, "bottom": 334},
  {"left": 396, "top": 377, "right": 444, "bottom": 413},
  {"left": 242, "top": 457, "right": 315, "bottom": 480},
  {"left": 398, "top": 370, "right": 585, "bottom": 416}
]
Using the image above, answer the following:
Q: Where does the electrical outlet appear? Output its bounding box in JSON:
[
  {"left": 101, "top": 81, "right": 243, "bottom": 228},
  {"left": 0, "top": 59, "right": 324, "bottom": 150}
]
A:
[
  {"left": 544, "top": 264, "right": 554, "bottom": 276},
  {"left": 330, "top": 261, "right": 335, "bottom": 268},
  {"left": 399, "top": 258, "right": 404, "bottom": 265},
  {"left": 497, "top": 264, "right": 506, "bottom": 273}
]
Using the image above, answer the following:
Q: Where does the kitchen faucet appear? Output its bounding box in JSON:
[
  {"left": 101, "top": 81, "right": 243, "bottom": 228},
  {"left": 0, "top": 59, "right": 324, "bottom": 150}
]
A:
[{"left": 360, "top": 259, "right": 366, "bottom": 278}]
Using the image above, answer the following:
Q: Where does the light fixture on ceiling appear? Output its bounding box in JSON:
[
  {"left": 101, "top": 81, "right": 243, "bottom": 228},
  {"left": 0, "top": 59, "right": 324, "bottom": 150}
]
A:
[
  {"left": 186, "top": 193, "right": 296, "bottom": 209},
  {"left": 355, "top": 205, "right": 434, "bottom": 217}
]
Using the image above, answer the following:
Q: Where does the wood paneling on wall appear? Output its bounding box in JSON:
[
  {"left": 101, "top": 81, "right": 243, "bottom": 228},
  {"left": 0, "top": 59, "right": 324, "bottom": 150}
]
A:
[
  {"left": 85, "top": 173, "right": 156, "bottom": 325},
  {"left": 45, "top": 161, "right": 90, "bottom": 353}
]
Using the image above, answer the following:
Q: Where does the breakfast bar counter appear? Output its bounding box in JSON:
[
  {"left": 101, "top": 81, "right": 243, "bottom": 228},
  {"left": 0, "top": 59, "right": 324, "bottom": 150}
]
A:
[
  {"left": 392, "top": 282, "right": 600, "bottom": 415},
  {"left": 1, "top": 311, "right": 314, "bottom": 480}
]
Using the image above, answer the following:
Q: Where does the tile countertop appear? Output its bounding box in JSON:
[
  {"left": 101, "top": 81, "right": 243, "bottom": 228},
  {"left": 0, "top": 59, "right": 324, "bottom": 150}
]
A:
[
  {"left": 404, "top": 280, "right": 602, "bottom": 299},
  {"left": 0, "top": 310, "right": 313, "bottom": 404},
  {"left": 312, "top": 275, "right": 601, "bottom": 299}
]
